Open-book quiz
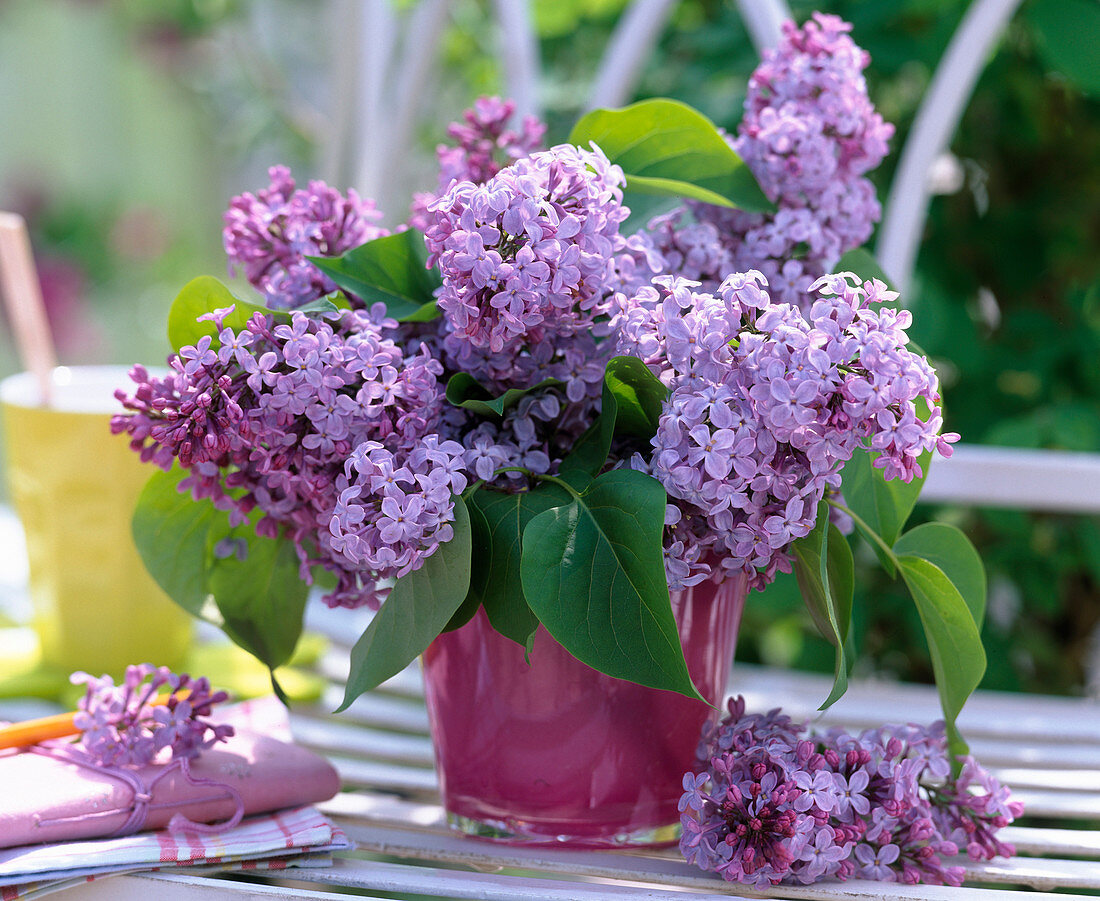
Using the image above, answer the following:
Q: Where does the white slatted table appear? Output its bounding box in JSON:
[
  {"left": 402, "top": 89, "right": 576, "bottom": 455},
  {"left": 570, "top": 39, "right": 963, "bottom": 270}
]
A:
[{"left": 65, "top": 607, "right": 1098, "bottom": 901}]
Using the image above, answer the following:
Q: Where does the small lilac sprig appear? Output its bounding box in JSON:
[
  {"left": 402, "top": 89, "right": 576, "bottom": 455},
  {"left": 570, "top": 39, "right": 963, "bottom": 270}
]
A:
[
  {"left": 71, "top": 664, "right": 233, "bottom": 768},
  {"left": 681, "top": 697, "right": 1024, "bottom": 887},
  {"left": 223, "top": 165, "right": 388, "bottom": 310}
]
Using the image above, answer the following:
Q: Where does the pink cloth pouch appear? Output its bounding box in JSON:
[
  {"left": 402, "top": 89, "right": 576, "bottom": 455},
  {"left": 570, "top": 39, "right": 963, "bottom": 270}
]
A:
[{"left": 0, "top": 729, "right": 340, "bottom": 849}]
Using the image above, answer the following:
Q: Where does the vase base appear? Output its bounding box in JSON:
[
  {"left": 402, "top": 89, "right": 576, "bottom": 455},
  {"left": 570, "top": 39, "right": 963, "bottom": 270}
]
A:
[{"left": 445, "top": 811, "right": 681, "bottom": 849}]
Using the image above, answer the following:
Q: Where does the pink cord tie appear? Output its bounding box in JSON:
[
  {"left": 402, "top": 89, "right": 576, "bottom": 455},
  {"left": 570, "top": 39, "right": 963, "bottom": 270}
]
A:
[{"left": 31, "top": 745, "right": 245, "bottom": 837}]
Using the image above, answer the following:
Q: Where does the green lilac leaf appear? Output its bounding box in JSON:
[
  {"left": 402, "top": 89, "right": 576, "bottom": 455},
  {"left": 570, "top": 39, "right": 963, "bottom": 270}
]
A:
[
  {"left": 604, "top": 355, "right": 668, "bottom": 438},
  {"left": 338, "top": 496, "right": 472, "bottom": 711},
  {"left": 519, "top": 468, "right": 701, "bottom": 699},
  {"left": 791, "top": 502, "right": 854, "bottom": 710},
  {"left": 132, "top": 467, "right": 307, "bottom": 671},
  {"left": 167, "top": 276, "right": 268, "bottom": 353},
  {"left": 559, "top": 379, "right": 617, "bottom": 477},
  {"left": 441, "top": 587, "right": 482, "bottom": 633},
  {"left": 898, "top": 555, "right": 986, "bottom": 758},
  {"left": 840, "top": 449, "right": 931, "bottom": 576},
  {"left": 560, "top": 356, "right": 668, "bottom": 477},
  {"left": 308, "top": 230, "right": 440, "bottom": 320},
  {"left": 445, "top": 372, "right": 562, "bottom": 417},
  {"left": 467, "top": 483, "right": 572, "bottom": 647},
  {"left": 167, "top": 276, "right": 340, "bottom": 354},
  {"left": 206, "top": 523, "right": 308, "bottom": 670},
  {"left": 894, "top": 522, "right": 987, "bottom": 630},
  {"left": 294, "top": 294, "right": 346, "bottom": 315},
  {"left": 568, "top": 99, "right": 774, "bottom": 213},
  {"left": 443, "top": 497, "right": 492, "bottom": 633},
  {"left": 133, "top": 467, "right": 220, "bottom": 616}
]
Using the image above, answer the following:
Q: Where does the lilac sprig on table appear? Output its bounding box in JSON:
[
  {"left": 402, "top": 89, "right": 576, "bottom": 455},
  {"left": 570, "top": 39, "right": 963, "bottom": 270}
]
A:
[
  {"left": 71, "top": 664, "right": 233, "bottom": 768},
  {"left": 634, "top": 13, "right": 894, "bottom": 309},
  {"left": 680, "top": 698, "right": 1023, "bottom": 886}
]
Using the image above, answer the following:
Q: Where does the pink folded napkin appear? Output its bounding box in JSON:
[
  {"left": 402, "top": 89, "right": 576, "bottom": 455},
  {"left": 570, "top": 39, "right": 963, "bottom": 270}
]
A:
[
  {"left": 0, "top": 698, "right": 340, "bottom": 849},
  {"left": 0, "top": 805, "right": 351, "bottom": 900}
]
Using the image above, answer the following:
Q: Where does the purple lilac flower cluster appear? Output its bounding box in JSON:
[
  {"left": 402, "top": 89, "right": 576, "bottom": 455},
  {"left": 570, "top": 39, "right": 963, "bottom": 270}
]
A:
[
  {"left": 636, "top": 13, "right": 894, "bottom": 309},
  {"left": 409, "top": 95, "right": 546, "bottom": 231},
  {"left": 113, "top": 304, "right": 457, "bottom": 609},
  {"left": 616, "top": 271, "right": 957, "bottom": 589},
  {"left": 680, "top": 697, "right": 1023, "bottom": 886},
  {"left": 71, "top": 664, "right": 233, "bottom": 768},
  {"left": 424, "top": 143, "right": 628, "bottom": 358},
  {"left": 422, "top": 142, "right": 632, "bottom": 482},
  {"left": 223, "top": 165, "right": 387, "bottom": 310}
]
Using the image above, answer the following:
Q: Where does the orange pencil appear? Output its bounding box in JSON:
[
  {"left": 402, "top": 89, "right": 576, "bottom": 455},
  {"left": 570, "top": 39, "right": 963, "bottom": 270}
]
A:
[{"left": 0, "top": 692, "right": 185, "bottom": 751}]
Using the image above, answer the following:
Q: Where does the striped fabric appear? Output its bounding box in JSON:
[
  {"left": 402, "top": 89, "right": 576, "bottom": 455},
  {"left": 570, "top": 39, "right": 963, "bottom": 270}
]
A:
[{"left": 0, "top": 805, "right": 351, "bottom": 900}]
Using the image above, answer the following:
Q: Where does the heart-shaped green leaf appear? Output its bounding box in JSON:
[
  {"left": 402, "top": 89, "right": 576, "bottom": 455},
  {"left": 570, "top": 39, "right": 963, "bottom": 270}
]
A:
[
  {"left": 168, "top": 277, "right": 267, "bottom": 353},
  {"left": 309, "top": 229, "right": 441, "bottom": 320},
  {"left": 338, "top": 496, "right": 472, "bottom": 710},
  {"left": 604, "top": 355, "right": 667, "bottom": 438},
  {"left": 894, "top": 522, "right": 987, "bottom": 630},
  {"left": 898, "top": 555, "right": 986, "bottom": 758},
  {"left": 840, "top": 449, "right": 931, "bottom": 576},
  {"left": 465, "top": 482, "right": 573, "bottom": 647},
  {"left": 443, "top": 497, "right": 492, "bottom": 633},
  {"left": 206, "top": 523, "right": 309, "bottom": 670},
  {"left": 167, "top": 276, "right": 341, "bottom": 354},
  {"left": 568, "top": 99, "right": 774, "bottom": 213},
  {"left": 132, "top": 467, "right": 307, "bottom": 671},
  {"left": 560, "top": 380, "right": 617, "bottom": 478},
  {"left": 560, "top": 356, "right": 668, "bottom": 477},
  {"left": 520, "top": 468, "right": 700, "bottom": 699}
]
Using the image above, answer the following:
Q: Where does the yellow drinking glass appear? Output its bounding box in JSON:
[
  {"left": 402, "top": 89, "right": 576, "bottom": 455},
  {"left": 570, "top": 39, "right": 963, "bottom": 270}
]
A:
[{"left": 0, "top": 365, "right": 192, "bottom": 676}]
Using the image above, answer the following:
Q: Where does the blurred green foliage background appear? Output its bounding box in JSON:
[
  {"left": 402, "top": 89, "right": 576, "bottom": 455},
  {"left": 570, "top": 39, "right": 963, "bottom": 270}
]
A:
[{"left": 1, "top": 0, "right": 1097, "bottom": 695}]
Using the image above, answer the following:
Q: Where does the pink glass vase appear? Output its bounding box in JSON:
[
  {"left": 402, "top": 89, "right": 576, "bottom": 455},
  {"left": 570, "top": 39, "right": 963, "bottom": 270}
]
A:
[{"left": 420, "top": 573, "right": 749, "bottom": 847}]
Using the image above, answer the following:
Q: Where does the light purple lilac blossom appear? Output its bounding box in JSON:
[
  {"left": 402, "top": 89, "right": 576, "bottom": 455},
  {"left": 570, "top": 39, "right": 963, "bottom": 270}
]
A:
[
  {"left": 634, "top": 13, "right": 895, "bottom": 309},
  {"left": 424, "top": 143, "right": 628, "bottom": 357},
  {"left": 421, "top": 141, "right": 632, "bottom": 483},
  {"left": 616, "top": 271, "right": 957, "bottom": 590},
  {"left": 71, "top": 664, "right": 233, "bottom": 768},
  {"left": 409, "top": 96, "right": 546, "bottom": 231},
  {"left": 681, "top": 697, "right": 1023, "bottom": 886},
  {"left": 112, "top": 304, "right": 460, "bottom": 610},
  {"left": 223, "top": 165, "right": 387, "bottom": 309}
]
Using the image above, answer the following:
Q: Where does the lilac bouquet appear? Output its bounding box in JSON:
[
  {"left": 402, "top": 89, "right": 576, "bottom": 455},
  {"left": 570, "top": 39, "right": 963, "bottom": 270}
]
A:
[
  {"left": 117, "top": 14, "right": 985, "bottom": 749},
  {"left": 680, "top": 698, "right": 1023, "bottom": 886}
]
